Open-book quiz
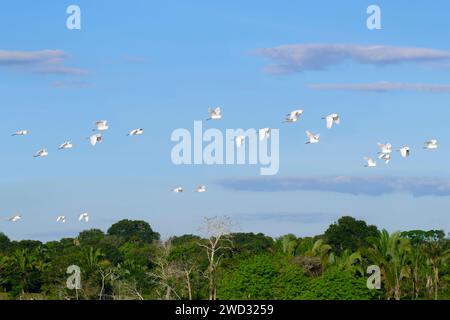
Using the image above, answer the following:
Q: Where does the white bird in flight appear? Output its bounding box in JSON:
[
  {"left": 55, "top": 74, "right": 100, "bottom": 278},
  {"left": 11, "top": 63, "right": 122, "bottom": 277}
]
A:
[
  {"left": 89, "top": 134, "right": 103, "bottom": 146},
  {"left": 56, "top": 216, "right": 66, "bottom": 223},
  {"left": 259, "top": 128, "right": 271, "bottom": 141},
  {"left": 128, "top": 128, "right": 144, "bottom": 136},
  {"left": 207, "top": 107, "right": 222, "bottom": 121},
  {"left": 323, "top": 113, "right": 341, "bottom": 129},
  {"left": 58, "top": 141, "right": 73, "bottom": 150},
  {"left": 12, "top": 130, "right": 29, "bottom": 136},
  {"left": 196, "top": 185, "right": 207, "bottom": 193},
  {"left": 284, "top": 109, "right": 304, "bottom": 123},
  {"left": 398, "top": 146, "right": 411, "bottom": 158},
  {"left": 377, "top": 143, "right": 393, "bottom": 155},
  {"left": 424, "top": 139, "right": 438, "bottom": 150},
  {"left": 364, "top": 157, "right": 377, "bottom": 168},
  {"left": 235, "top": 135, "right": 245, "bottom": 148},
  {"left": 172, "top": 187, "right": 184, "bottom": 193},
  {"left": 94, "top": 120, "right": 109, "bottom": 131},
  {"left": 378, "top": 152, "right": 392, "bottom": 164},
  {"left": 34, "top": 149, "right": 49, "bottom": 158},
  {"left": 78, "top": 213, "right": 89, "bottom": 222},
  {"left": 8, "top": 215, "right": 22, "bottom": 222},
  {"left": 305, "top": 131, "right": 320, "bottom": 144}
]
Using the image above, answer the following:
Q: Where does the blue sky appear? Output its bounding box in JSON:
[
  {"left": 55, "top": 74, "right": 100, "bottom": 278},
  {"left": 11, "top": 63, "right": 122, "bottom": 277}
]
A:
[{"left": 1, "top": 0, "right": 449, "bottom": 241}]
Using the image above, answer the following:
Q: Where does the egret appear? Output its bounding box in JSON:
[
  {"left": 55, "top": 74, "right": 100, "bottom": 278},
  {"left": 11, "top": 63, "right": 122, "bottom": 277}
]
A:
[
  {"left": 34, "top": 149, "right": 49, "bottom": 158},
  {"left": 377, "top": 143, "right": 393, "bottom": 155},
  {"left": 58, "top": 141, "right": 73, "bottom": 150},
  {"left": 378, "top": 152, "right": 392, "bottom": 164},
  {"left": 305, "top": 131, "right": 320, "bottom": 144},
  {"left": 78, "top": 213, "right": 89, "bottom": 222},
  {"left": 94, "top": 120, "right": 109, "bottom": 131},
  {"left": 196, "top": 186, "right": 207, "bottom": 193},
  {"left": 424, "top": 139, "right": 438, "bottom": 150},
  {"left": 8, "top": 215, "right": 22, "bottom": 222},
  {"left": 56, "top": 216, "right": 66, "bottom": 223},
  {"left": 89, "top": 134, "right": 102, "bottom": 146},
  {"left": 128, "top": 128, "right": 144, "bottom": 136},
  {"left": 207, "top": 107, "right": 222, "bottom": 121},
  {"left": 364, "top": 157, "right": 377, "bottom": 168},
  {"left": 398, "top": 146, "right": 411, "bottom": 158},
  {"left": 323, "top": 113, "right": 340, "bottom": 129},
  {"left": 12, "top": 130, "right": 29, "bottom": 136},
  {"left": 284, "top": 109, "right": 304, "bottom": 123}
]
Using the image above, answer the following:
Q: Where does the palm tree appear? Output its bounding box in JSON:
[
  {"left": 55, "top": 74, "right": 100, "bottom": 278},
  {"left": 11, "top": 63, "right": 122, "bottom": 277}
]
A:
[
  {"left": 83, "top": 247, "right": 103, "bottom": 271},
  {"left": 279, "top": 234, "right": 297, "bottom": 256},
  {"left": 10, "top": 248, "right": 43, "bottom": 296},
  {"left": 423, "top": 240, "right": 450, "bottom": 300},
  {"left": 306, "top": 239, "right": 332, "bottom": 267},
  {"left": 329, "top": 250, "right": 364, "bottom": 276},
  {"left": 367, "top": 230, "right": 411, "bottom": 300},
  {"left": 407, "top": 245, "right": 428, "bottom": 299}
]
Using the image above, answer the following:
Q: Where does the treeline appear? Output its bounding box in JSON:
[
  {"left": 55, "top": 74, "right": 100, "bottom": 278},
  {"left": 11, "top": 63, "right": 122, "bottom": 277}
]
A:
[{"left": 0, "top": 216, "right": 448, "bottom": 300}]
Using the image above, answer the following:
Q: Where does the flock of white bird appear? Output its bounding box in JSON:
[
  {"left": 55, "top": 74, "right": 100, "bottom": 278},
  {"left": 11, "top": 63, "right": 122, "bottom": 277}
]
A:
[
  {"left": 5, "top": 107, "right": 439, "bottom": 225},
  {"left": 6, "top": 121, "right": 144, "bottom": 224},
  {"left": 363, "top": 139, "right": 438, "bottom": 168}
]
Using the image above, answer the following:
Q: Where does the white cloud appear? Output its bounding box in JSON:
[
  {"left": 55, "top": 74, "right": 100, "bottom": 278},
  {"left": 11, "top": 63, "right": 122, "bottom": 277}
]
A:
[
  {"left": 308, "top": 82, "right": 450, "bottom": 93},
  {"left": 0, "top": 49, "right": 87, "bottom": 75},
  {"left": 217, "top": 176, "right": 450, "bottom": 197},
  {"left": 254, "top": 44, "right": 450, "bottom": 74}
]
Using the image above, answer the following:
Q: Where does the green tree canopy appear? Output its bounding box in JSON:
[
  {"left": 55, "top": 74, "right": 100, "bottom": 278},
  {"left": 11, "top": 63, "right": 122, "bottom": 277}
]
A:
[
  {"left": 401, "top": 230, "right": 445, "bottom": 245},
  {"left": 78, "top": 229, "right": 105, "bottom": 247},
  {"left": 218, "top": 255, "right": 309, "bottom": 300},
  {"left": 230, "top": 233, "right": 274, "bottom": 256},
  {"left": 299, "top": 269, "right": 377, "bottom": 300},
  {"left": 107, "top": 220, "right": 160, "bottom": 244},
  {"left": 0, "top": 233, "right": 11, "bottom": 252},
  {"left": 324, "top": 216, "right": 379, "bottom": 253}
]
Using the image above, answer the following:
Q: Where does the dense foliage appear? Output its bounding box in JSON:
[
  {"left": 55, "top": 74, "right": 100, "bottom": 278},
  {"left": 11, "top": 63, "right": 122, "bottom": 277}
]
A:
[{"left": 0, "top": 216, "right": 448, "bottom": 300}]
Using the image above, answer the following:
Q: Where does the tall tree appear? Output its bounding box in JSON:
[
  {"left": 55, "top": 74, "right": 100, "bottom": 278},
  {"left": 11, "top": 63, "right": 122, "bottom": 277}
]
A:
[
  {"left": 367, "top": 230, "right": 411, "bottom": 300},
  {"left": 197, "top": 216, "right": 234, "bottom": 300},
  {"left": 423, "top": 239, "right": 450, "bottom": 300},
  {"left": 107, "top": 220, "right": 160, "bottom": 244},
  {"left": 324, "top": 216, "right": 379, "bottom": 254}
]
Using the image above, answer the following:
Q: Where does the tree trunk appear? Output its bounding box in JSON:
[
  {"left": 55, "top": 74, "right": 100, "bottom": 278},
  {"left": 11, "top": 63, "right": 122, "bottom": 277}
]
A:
[
  {"left": 185, "top": 271, "right": 192, "bottom": 301},
  {"left": 434, "top": 267, "right": 439, "bottom": 301},
  {"left": 395, "top": 274, "right": 401, "bottom": 300}
]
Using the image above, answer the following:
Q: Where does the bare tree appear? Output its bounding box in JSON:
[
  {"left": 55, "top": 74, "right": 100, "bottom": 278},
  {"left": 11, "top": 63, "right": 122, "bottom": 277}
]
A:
[
  {"left": 184, "top": 266, "right": 194, "bottom": 301},
  {"left": 147, "top": 241, "right": 183, "bottom": 300},
  {"left": 109, "top": 270, "right": 145, "bottom": 301},
  {"left": 197, "top": 216, "right": 234, "bottom": 300},
  {"left": 98, "top": 267, "right": 114, "bottom": 300}
]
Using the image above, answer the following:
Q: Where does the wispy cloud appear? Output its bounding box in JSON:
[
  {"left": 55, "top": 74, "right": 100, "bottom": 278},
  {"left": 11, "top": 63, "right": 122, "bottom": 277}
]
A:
[
  {"left": 308, "top": 82, "right": 450, "bottom": 93},
  {"left": 35, "top": 66, "right": 88, "bottom": 75},
  {"left": 254, "top": 44, "right": 450, "bottom": 74},
  {"left": 217, "top": 176, "right": 450, "bottom": 197},
  {"left": 0, "top": 49, "right": 87, "bottom": 75},
  {"left": 0, "top": 49, "right": 65, "bottom": 65},
  {"left": 52, "top": 80, "right": 91, "bottom": 89},
  {"left": 234, "top": 212, "right": 337, "bottom": 224}
]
